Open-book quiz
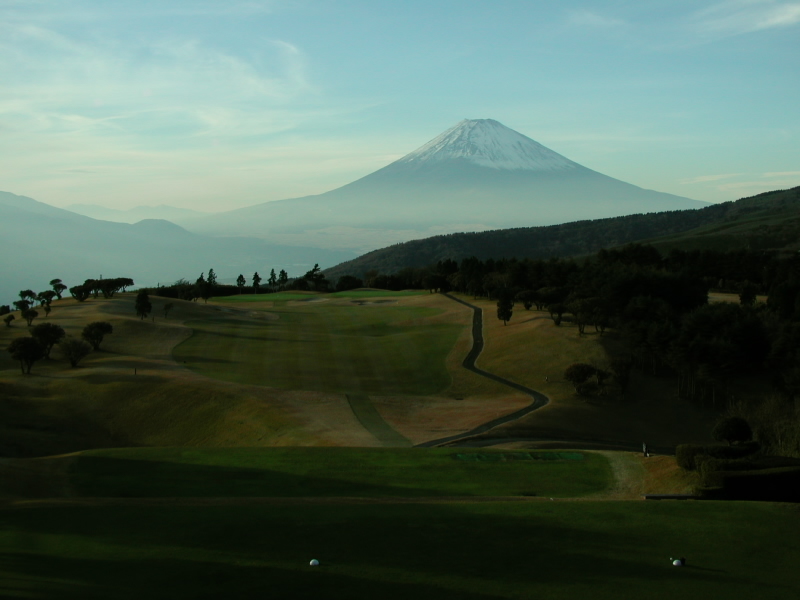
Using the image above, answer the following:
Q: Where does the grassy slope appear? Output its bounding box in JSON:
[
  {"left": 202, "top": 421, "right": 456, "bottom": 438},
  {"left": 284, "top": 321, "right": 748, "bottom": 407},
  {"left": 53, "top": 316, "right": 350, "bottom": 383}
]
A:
[
  {"left": 173, "top": 300, "right": 461, "bottom": 395},
  {"left": 64, "top": 447, "right": 609, "bottom": 498},
  {"left": 218, "top": 289, "right": 427, "bottom": 303},
  {"left": 459, "top": 294, "right": 717, "bottom": 448},
  {"left": 0, "top": 296, "right": 371, "bottom": 457},
  {"left": 1, "top": 290, "right": 526, "bottom": 456},
  {"left": 2, "top": 500, "right": 798, "bottom": 600},
  {"left": 2, "top": 292, "right": 798, "bottom": 599}
]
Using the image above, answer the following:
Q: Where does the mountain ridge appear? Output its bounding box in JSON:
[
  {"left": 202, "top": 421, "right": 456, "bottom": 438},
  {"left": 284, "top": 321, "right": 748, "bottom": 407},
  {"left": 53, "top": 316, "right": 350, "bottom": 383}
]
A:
[
  {"left": 180, "top": 119, "right": 706, "bottom": 252},
  {"left": 323, "top": 186, "right": 800, "bottom": 279},
  {"left": 0, "top": 190, "right": 355, "bottom": 304}
]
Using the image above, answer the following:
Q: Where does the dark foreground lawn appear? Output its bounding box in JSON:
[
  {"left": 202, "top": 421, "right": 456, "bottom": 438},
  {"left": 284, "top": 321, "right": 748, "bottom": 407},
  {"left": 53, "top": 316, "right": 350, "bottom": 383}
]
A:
[{"left": 1, "top": 500, "right": 798, "bottom": 600}]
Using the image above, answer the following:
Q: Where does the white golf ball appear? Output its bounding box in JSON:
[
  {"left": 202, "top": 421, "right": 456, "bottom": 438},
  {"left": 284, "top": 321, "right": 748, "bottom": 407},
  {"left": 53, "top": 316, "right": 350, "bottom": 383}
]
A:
[
  {"left": 309, "top": 559, "right": 320, "bottom": 567},
  {"left": 672, "top": 559, "right": 682, "bottom": 566}
]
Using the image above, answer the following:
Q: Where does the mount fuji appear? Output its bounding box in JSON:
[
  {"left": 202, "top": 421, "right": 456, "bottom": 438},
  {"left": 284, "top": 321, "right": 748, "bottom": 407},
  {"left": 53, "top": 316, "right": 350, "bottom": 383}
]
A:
[{"left": 182, "top": 119, "right": 707, "bottom": 252}]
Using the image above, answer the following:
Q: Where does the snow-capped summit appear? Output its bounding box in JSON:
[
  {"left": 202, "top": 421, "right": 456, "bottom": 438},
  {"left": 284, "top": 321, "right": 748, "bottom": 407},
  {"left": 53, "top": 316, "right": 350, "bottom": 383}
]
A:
[
  {"left": 396, "top": 119, "right": 579, "bottom": 172},
  {"left": 183, "top": 118, "right": 707, "bottom": 252}
]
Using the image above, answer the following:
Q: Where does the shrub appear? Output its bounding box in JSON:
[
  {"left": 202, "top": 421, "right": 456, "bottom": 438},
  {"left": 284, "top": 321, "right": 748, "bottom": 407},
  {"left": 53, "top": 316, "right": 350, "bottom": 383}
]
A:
[
  {"left": 676, "top": 444, "right": 707, "bottom": 471},
  {"left": 698, "top": 455, "right": 800, "bottom": 495},
  {"left": 564, "top": 363, "right": 597, "bottom": 393},
  {"left": 716, "top": 467, "right": 800, "bottom": 502},
  {"left": 704, "top": 441, "right": 760, "bottom": 460},
  {"left": 712, "top": 417, "right": 753, "bottom": 446},
  {"left": 59, "top": 337, "right": 92, "bottom": 368},
  {"left": 82, "top": 322, "right": 113, "bottom": 350}
]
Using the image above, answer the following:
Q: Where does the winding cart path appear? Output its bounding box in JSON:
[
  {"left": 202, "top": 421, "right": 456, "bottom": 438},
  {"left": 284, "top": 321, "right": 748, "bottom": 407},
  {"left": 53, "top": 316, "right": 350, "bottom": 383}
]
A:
[{"left": 416, "top": 294, "right": 550, "bottom": 447}]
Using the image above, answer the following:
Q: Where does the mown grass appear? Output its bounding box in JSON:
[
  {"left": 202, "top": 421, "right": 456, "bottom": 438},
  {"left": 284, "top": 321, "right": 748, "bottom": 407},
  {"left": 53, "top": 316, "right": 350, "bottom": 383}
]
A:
[
  {"left": 216, "top": 289, "right": 426, "bottom": 303},
  {"left": 173, "top": 304, "right": 463, "bottom": 394},
  {"left": 66, "top": 447, "right": 609, "bottom": 498},
  {"left": 2, "top": 500, "right": 798, "bottom": 600}
]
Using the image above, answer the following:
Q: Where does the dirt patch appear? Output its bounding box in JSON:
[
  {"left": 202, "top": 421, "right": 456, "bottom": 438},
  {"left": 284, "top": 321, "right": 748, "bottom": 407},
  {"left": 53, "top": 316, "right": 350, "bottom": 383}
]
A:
[{"left": 373, "top": 394, "right": 531, "bottom": 446}]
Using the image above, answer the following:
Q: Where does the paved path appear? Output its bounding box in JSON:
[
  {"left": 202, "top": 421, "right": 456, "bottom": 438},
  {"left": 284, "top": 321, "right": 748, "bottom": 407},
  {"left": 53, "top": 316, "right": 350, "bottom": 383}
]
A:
[
  {"left": 345, "top": 393, "right": 412, "bottom": 447},
  {"left": 416, "top": 294, "right": 550, "bottom": 447}
]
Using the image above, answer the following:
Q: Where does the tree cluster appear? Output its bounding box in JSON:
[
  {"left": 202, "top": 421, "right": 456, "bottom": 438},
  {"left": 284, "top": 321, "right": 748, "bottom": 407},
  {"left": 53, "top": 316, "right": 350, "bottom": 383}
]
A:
[
  {"left": 5, "top": 320, "right": 112, "bottom": 373},
  {"left": 69, "top": 277, "right": 134, "bottom": 302}
]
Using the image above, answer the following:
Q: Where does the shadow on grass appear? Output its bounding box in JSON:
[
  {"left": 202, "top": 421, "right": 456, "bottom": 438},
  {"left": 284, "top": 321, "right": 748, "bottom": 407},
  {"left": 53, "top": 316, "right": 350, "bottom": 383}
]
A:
[
  {"left": 0, "top": 397, "right": 137, "bottom": 459},
  {"left": 2, "top": 502, "right": 789, "bottom": 599},
  {"left": 68, "top": 455, "right": 453, "bottom": 498}
]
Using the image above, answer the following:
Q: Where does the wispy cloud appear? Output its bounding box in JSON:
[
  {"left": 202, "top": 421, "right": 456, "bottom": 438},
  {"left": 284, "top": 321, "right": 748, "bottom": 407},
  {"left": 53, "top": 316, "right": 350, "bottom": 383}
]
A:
[
  {"left": 566, "top": 9, "right": 626, "bottom": 29},
  {"left": 0, "top": 21, "right": 317, "bottom": 146},
  {"left": 680, "top": 173, "right": 740, "bottom": 184},
  {"left": 763, "top": 171, "right": 800, "bottom": 177},
  {"left": 690, "top": 0, "right": 800, "bottom": 37}
]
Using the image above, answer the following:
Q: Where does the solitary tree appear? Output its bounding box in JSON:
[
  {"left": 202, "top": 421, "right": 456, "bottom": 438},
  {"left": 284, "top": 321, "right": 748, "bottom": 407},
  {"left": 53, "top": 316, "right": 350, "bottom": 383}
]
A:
[
  {"left": 135, "top": 291, "right": 152, "bottom": 320},
  {"left": 712, "top": 417, "right": 753, "bottom": 446},
  {"left": 611, "top": 357, "right": 633, "bottom": 399},
  {"left": 278, "top": 269, "right": 288, "bottom": 290},
  {"left": 37, "top": 290, "right": 56, "bottom": 307},
  {"left": 252, "top": 272, "right": 262, "bottom": 293},
  {"left": 236, "top": 274, "right": 246, "bottom": 294},
  {"left": 31, "top": 322, "right": 65, "bottom": 358},
  {"left": 82, "top": 322, "right": 113, "bottom": 350},
  {"left": 496, "top": 292, "right": 513, "bottom": 325},
  {"left": 13, "top": 300, "right": 31, "bottom": 312},
  {"left": 564, "top": 363, "right": 597, "bottom": 393},
  {"left": 207, "top": 268, "right": 217, "bottom": 286},
  {"left": 739, "top": 282, "right": 758, "bottom": 307},
  {"left": 7, "top": 337, "right": 45, "bottom": 374},
  {"left": 59, "top": 337, "right": 92, "bottom": 367},
  {"left": 163, "top": 302, "right": 174, "bottom": 318},
  {"left": 268, "top": 269, "right": 277, "bottom": 291},
  {"left": 69, "top": 285, "right": 91, "bottom": 302},
  {"left": 548, "top": 302, "right": 566, "bottom": 326},
  {"left": 50, "top": 279, "right": 68, "bottom": 299},
  {"left": 516, "top": 290, "right": 537, "bottom": 310},
  {"left": 3, "top": 314, "right": 14, "bottom": 327},
  {"left": 22, "top": 309, "right": 38, "bottom": 326}
]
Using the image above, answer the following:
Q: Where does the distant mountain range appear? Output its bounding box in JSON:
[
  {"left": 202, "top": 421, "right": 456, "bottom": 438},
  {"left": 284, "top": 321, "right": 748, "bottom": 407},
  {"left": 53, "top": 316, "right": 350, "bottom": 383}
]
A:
[
  {"left": 179, "top": 119, "right": 707, "bottom": 252},
  {"left": 325, "top": 186, "right": 800, "bottom": 279},
  {"left": 66, "top": 203, "right": 211, "bottom": 224},
  {"left": 0, "top": 191, "right": 354, "bottom": 305}
]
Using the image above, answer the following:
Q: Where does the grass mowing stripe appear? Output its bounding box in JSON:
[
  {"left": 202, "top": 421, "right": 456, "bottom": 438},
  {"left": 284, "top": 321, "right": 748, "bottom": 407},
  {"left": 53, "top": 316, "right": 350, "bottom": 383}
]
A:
[
  {"left": 66, "top": 447, "right": 609, "bottom": 498},
  {"left": 3, "top": 501, "right": 799, "bottom": 599},
  {"left": 174, "top": 304, "right": 463, "bottom": 394},
  {"left": 345, "top": 393, "right": 412, "bottom": 447}
]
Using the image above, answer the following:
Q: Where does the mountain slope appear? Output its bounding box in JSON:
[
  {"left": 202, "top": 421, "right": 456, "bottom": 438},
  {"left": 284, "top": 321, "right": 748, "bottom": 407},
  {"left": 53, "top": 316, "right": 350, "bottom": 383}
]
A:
[
  {"left": 0, "top": 191, "right": 355, "bottom": 304},
  {"left": 66, "top": 203, "right": 212, "bottom": 224},
  {"left": 323, "top": 186, "right": 800, "bottom": 278},
  {"left": 181, "top": 119, "right": 706, "bottom": 252}
]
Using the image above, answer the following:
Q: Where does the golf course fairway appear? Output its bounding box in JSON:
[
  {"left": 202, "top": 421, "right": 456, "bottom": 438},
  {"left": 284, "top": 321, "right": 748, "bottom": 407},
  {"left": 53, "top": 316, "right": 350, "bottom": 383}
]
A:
[{"left": 2, "top": 500, "right": 798, "bottom": 599}]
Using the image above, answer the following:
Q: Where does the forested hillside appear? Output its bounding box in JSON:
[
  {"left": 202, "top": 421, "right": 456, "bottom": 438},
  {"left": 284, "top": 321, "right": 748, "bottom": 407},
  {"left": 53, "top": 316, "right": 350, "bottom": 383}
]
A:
[
  {"left": 325, "top": 186, "right": 800, "bottom": 279},
  {"left": 376, "top": 245, "right": 800, "bottom": 455}
]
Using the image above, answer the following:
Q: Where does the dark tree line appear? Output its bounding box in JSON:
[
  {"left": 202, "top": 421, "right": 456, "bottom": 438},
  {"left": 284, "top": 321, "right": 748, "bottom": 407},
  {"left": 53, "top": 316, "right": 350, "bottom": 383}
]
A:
[
  {"left": 69, "top": 277, "right": 135, "bottom": 302},
  {"left": 354, "top": 244, "right": 800, "bottom": 408},
  {"left": 151, "top": 268, "right": 292, "bottom": 301}
]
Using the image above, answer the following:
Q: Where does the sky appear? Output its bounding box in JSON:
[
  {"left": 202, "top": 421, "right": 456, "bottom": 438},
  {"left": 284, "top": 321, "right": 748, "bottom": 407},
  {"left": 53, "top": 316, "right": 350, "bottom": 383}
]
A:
[{"left": 1, "top": 0, "right": 799, "bottom": 212}]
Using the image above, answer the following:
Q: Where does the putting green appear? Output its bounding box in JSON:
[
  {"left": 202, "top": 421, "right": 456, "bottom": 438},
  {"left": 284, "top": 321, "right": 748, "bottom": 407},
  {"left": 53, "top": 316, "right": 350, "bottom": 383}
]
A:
[{"left": 173, "top": 304, "right": 463, "bottom": 394}]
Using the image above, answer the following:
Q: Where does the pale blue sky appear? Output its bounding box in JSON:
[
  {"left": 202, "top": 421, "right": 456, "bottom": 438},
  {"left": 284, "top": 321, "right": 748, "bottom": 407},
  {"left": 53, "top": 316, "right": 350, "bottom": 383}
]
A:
[{"left": 1, "top": 0, "right": 798, "bottom": 211}]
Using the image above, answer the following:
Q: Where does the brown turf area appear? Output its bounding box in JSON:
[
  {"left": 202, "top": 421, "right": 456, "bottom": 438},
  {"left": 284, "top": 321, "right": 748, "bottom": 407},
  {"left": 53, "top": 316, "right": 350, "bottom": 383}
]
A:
[{"left": 2, "top": 289, "right": 719, "bottom": 463}]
